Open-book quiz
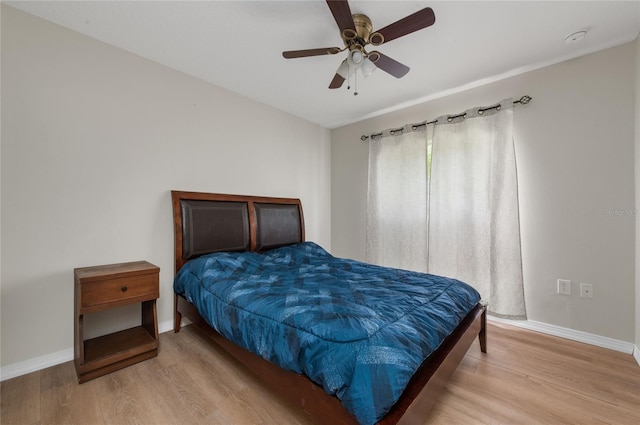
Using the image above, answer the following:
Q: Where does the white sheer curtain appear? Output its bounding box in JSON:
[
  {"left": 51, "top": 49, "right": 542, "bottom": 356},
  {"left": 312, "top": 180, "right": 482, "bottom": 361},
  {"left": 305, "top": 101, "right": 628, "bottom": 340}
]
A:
[
  {"left": 366, "top": 129, "right": 428, "bottom": 272},
  {"left": 428, "top": 101, "right": 526, "bottom": 318}
]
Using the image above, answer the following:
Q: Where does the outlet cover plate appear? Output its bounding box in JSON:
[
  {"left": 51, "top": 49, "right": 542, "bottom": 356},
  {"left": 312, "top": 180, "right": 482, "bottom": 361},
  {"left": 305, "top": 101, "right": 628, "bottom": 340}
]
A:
[
  {"left": 557, "top": 279, "right": 571, "bottom": 295},
  {"left": 580, "top": 283, "right": 594, "bottom": 298}
]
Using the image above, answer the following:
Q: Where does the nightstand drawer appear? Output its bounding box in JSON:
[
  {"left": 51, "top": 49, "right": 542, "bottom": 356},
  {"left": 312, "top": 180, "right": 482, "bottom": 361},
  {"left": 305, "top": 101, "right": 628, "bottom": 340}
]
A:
[{"left": 81, "top": 273, "right": 158, "bottom": 310}]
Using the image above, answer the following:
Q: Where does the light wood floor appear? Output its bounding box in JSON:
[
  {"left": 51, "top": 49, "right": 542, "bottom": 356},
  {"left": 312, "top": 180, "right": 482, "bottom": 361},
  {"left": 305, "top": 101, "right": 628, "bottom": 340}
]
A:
[{"left": 2, "top": 322, "right": 639, "bottom": 425}]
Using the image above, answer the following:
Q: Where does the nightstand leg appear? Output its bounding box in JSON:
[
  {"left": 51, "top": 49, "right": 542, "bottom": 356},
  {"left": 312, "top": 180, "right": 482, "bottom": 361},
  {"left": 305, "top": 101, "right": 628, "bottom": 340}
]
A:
[
  {"left": 75, "top": 314, "right": 84, "bottom": 375},
  {"left": 142, "top": 300, "right": 158, "bottom": 340}
]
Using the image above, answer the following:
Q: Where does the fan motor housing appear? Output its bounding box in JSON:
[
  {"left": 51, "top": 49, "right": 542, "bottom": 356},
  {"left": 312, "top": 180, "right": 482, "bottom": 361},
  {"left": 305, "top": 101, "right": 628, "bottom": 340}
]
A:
[{"left": 342, "top": 14, "right": 383, "bottom": 46}]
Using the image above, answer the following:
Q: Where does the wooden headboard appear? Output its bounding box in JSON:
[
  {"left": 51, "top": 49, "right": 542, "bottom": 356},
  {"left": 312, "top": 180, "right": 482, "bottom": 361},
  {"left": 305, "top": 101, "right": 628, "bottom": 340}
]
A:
[{"left": 171, "top": 191, "right": 305, "bottom": 273}]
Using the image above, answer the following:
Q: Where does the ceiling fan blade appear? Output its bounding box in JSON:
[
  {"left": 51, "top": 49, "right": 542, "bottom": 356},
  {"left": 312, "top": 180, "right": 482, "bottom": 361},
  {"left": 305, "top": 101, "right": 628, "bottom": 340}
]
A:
[
  {"left": 283, "top": 47, "right": 341, "bottom": 59},
  {"left": 369, "top": 51, "right": 410, "bottom": 78},
  {"left": 371, "top": 7, "right": 435, "bottom": 45},
  {"left": 329, "top": 73, "right": 345, "bottom": 89},
  {"left": 326, "top": 0, "right": 356, "bottom": 34}
]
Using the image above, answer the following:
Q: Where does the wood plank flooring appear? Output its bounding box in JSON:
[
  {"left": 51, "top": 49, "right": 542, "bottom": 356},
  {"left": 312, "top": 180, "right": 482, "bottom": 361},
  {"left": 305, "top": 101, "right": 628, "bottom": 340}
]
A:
[{"left": 2, "top": 322, "right": 639, "bottom": 424}]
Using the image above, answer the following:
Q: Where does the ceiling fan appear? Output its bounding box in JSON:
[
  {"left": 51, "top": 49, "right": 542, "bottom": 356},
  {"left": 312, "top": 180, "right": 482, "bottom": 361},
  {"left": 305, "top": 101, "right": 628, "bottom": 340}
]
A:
[{"left": 282, "top": 0, "right": 435, "bottom": 93}]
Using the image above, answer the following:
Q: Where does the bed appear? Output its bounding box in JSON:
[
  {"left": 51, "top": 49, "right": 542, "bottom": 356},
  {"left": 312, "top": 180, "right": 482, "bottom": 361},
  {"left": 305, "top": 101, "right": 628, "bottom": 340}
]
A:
[{"left": 171, "top": 190, "right": 487, "bottom": 425}]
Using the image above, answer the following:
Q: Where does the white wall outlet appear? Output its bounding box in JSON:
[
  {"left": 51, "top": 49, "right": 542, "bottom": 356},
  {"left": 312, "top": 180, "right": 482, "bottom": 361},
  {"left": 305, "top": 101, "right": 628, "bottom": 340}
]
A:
[
  {"left": 557, "top": 279, "right": 571, "bottom": 295},
  {"left": 580, "top": 283, "right": 594, "bottom": 298}
]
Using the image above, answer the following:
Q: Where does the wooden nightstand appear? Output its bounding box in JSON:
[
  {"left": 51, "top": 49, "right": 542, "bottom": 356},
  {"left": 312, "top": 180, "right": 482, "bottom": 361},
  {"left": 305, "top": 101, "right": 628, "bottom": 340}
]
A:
[{"left": 74, "top": 261, "right": 159, "bottom": 383}]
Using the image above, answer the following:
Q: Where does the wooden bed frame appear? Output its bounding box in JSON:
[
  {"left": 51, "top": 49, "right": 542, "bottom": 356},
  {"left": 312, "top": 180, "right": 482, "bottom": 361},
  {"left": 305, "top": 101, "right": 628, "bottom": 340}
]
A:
[{"left": 171, "top": 190, "right": 487, "bottom": 425}]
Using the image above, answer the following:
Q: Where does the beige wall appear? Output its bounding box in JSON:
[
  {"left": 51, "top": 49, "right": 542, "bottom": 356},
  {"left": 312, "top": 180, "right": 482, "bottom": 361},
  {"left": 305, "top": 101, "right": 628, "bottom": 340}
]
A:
[
  {"left": 332, "top": 43, "right": 636, "bottom": 342},
  {"left": 1, "top": 6, "right": 331, "bottom": 367},
  {"left": 636, "top": 35, "right": 640, "bottom": 351}
]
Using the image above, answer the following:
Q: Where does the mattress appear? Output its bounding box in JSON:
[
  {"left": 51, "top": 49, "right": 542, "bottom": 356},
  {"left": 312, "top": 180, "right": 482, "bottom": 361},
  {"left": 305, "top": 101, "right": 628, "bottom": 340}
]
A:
[{"left": 174, "top": 241, "right": 480, "bottom": 425}]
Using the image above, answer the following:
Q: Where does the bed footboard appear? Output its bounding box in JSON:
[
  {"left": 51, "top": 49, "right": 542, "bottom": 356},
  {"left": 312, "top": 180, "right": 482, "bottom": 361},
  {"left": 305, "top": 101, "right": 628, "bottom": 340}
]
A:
[
  {"left": 382, "top": 303, "right": 486, "bottom": 424},
  {"left": 175, "top": 293, "right": 359, "bottom": 424},
  {"left": 174, "top": 293, "right": 486, "bottom": 425}
]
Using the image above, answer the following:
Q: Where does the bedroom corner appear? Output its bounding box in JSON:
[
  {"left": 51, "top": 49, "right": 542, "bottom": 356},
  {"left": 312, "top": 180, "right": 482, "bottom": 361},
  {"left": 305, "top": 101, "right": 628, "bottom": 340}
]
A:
[
  {"left": 332, "top": 41, "right": 637, "bottom": 354},
  {"left": 0, "top": 4, "right": 331, "bottom": 378}
]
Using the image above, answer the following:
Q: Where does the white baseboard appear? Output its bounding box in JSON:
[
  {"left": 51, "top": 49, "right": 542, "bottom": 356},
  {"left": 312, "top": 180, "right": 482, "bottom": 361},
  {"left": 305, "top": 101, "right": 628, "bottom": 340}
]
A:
[
  {"left": 157, "top": 319, "right": 175, "bottom": 334},
  {"left": 0, "top": 319, "right": 175, "bottom": 382},
  {"left": 2, "top": 318, "right": 638, "bottom": 381},
  {"left": 0, "top": 347, "right": 74, "bottom": 382},
  {"left": 488, "top": 316, "right": 636, "bottom": 355},
  {"left": 633, "top": 345, "right": 640, "bottom": 367}
]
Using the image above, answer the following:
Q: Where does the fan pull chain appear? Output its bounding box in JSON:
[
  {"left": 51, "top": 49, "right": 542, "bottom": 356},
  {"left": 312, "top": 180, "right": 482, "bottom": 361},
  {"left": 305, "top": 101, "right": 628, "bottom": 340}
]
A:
[{"left": 354, "top": 68, "right": 358, "bottom": 96}]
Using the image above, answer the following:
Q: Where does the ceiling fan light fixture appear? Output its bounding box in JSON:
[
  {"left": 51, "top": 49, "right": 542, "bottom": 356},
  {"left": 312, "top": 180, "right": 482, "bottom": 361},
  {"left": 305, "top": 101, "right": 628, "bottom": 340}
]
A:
[
  {"left": 361, "top": 57, "right": 377, "bottom": 78},
  {"left": 336, "top": 60, "right": 351, "bottom": 79},
  {"left": 347, "top": 48, "right": 365, "bottom": 67}
]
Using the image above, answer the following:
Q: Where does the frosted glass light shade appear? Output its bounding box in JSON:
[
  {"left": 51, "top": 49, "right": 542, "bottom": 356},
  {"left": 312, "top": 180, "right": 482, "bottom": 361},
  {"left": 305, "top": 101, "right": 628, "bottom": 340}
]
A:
[
  {"left": 337, "top": 59, "right": 355, "bottom": 79},
  {"left": 361, "top": 57, "right": 376, "bottom": 78},
  {"left": 347, "top": 49, "right": 364, "bottom": 67}
]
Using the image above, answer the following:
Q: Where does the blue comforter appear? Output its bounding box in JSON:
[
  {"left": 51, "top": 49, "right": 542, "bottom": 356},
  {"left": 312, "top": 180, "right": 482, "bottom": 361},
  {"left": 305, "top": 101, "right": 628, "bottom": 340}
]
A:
[{"left": 174, "top": 242, "right": 480, "bottom": 425}]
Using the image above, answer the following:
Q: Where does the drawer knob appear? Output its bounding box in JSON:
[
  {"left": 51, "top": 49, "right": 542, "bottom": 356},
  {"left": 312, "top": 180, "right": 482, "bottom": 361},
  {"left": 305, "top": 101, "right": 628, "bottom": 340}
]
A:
[{"left": 121, "top": 286, "right": 128, "bottom": 292}]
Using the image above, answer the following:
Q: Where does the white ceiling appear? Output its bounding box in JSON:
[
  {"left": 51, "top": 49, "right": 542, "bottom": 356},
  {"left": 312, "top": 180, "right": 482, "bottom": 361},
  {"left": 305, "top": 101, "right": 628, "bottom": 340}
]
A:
[{"left": 7, "top": 0, "right": 640, "bottom": 128}]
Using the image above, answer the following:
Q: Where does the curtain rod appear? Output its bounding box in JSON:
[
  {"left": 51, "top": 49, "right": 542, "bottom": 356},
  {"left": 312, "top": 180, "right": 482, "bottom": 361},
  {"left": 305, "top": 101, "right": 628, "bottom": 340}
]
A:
[{"left": 360, "top": 95, "right": 532, "bottom": 141}]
